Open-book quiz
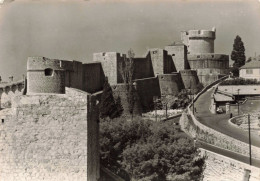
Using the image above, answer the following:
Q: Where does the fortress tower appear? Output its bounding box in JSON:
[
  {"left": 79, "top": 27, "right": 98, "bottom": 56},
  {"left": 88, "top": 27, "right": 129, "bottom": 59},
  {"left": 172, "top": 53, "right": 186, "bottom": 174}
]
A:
[
  {"left": 181, "top": 27, "right": 216, "bottom": 54},
  {"left": 27, "top": 57, "right": 65, "bottom": 94},
  {"left": 181, "top": 27, "right": 229, "bottom": 86}
]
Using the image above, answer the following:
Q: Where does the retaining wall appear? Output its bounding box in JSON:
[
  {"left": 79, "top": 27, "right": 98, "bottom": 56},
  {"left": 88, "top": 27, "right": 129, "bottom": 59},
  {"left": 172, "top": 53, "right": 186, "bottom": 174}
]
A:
[{"left": 180, "top": 75, "right": 260, "bottom": 160}]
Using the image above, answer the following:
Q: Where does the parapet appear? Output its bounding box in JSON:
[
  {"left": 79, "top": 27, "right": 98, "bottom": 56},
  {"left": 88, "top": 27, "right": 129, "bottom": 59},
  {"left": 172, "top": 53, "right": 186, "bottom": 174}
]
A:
[
  {"left": 93, "top": 52, "right": 126, "bottom": 62},
  {"left": 187, "top": 53, "right": 229, "bottom": 61},
  {"left": 27, "top": 57, "right": 64, "bottom": 71},
  {"left": 184, "top": 29, "right": 216, "bottom": 40},
  {"left": 27, "top": 57, "right": 66, "bottom": 94}
]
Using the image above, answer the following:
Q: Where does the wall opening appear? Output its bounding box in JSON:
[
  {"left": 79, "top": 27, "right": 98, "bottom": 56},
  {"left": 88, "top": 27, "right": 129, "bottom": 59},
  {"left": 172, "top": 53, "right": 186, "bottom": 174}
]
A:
[
  {"left": 44, "top": 68, "right": 54, "bottom": 76},
  {"left": 1, "top": 119, "right": 4, "bottom": 123}
]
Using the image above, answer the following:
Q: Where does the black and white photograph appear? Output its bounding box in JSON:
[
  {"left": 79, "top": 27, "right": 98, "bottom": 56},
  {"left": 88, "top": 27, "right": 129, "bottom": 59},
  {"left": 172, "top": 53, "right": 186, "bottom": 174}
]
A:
[{"left": 0, "top": 0, "right": 260, "bottom": 180}]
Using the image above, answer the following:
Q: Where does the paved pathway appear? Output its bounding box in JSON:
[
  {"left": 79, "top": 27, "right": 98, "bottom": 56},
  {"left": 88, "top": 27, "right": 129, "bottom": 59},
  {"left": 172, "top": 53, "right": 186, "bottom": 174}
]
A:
[{"left": 193, "top": 87, "right": 260, "bottom": 147}]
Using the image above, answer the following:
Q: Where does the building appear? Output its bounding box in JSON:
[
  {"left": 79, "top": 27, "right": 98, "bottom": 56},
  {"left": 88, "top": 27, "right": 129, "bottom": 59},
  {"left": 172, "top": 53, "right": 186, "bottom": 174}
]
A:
[
  {"left": 181, "top": 27, "right": 230, "bottom": 86},
  {"left": 239, "top": 60, "right": 260, "bottom": 81}
]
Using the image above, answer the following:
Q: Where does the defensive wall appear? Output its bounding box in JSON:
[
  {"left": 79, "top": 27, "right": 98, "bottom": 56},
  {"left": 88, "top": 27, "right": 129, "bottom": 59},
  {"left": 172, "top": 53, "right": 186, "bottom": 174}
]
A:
[
  {"left": 0, "top": 87, "right": 100, "bottom": 181},
  {"left": 158, "top": 73, "right": 184, "bottom": 96},
  {"left": 148, "top": 48, "right": 176, "bottom": 75},
  {"left": 165, "top": 43, "right": 189, "bottom": 72},
  {"left": 93, "top": 52, "right": 124, "bottom": 85},
  {"left": 179, "top": 70, "right": 200, "bottom": 90},
  {"left": 27, "top": 57, "right": 104, "bottom": 95},
  {"left": 201, "top": 149, "right": 260, "bottom": 181},
  {"left": 0, "top": 80, "right": 25, "bottom": 109},
  {"left": 111, "top": 83, "right": 143, "bottom": 116},
  {"left": 180, "top": 76, "right": 260, "bottom": 160}
]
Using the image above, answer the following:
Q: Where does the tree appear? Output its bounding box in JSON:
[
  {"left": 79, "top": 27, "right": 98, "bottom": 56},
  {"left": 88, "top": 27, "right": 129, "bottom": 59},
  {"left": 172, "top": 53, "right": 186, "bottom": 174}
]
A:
[
  {"left": 99, "top": 118, "right": 205, "bottom": 181},
  {"left": 99, "top": 77, "right": 121, "bottom": 119},
  {"left": 119, "top": 49, "right": 135, "bottom": 116},
  {"left": 231, "top": 35, "right": 246, "bottom": 76}
]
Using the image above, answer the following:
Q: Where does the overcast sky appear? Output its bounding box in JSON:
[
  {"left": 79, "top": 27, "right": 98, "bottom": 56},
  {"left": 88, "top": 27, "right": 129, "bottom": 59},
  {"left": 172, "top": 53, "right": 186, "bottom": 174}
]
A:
[{"left": 0, "top": 0, "right": 260, "bottom": 80}]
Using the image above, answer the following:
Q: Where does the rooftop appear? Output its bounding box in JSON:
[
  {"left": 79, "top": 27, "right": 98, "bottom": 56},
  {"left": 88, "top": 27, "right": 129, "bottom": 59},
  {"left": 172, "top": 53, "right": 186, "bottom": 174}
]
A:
[{"left": 240, "top": 60, "right": 260, "bottom": 69}]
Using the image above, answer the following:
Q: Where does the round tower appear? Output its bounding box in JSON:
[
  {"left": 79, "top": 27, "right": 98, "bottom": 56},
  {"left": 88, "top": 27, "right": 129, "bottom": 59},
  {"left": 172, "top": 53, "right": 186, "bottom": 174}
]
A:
[
  {"left": 182, "top": 28, "right": 216, "bottom": 54},
  {"left": 27, "top": 57, "right": 65, "bottom": 94}
]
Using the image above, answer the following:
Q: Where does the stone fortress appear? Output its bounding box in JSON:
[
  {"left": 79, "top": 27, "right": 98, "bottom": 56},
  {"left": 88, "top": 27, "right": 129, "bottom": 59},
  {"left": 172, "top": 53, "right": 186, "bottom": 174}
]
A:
[{"left": 0, "top": 28, "right": 229, "bottom": 181}]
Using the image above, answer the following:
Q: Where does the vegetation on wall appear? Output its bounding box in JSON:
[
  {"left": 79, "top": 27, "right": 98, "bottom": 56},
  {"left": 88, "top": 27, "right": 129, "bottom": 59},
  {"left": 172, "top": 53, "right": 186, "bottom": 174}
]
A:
[
  {"left": 99, "top": 77, "right": 123, "bottom": 119},
  {"left": 231, "top": 35, "right": 246, "bottom": 76},
  {"left": 100, "top": 118, "right": 205, "bottom": 181},
  {"left": 220, "top": 78, "right": 260, "bottom": 85}
]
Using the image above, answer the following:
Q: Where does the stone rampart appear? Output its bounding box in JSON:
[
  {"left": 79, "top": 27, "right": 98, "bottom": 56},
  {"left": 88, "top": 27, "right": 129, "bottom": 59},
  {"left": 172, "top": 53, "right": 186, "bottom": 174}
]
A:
[
  {"left": 0, "top": 80, "right": 25, "bottom": 109},
  {"left": 158, "top": 73, "right": 183, "bottom": 96},
  {"left": 0, "top": 87, "right": 100, "bottom": 181},
  {"left": 179, "top": 70, "right": 200, "bottom": 90},
  {"left": 165, "top": 44, "right": 189, "bottom": 72},
  {"left": 135, "top": 77, "right": 161, "bottom": 112}
]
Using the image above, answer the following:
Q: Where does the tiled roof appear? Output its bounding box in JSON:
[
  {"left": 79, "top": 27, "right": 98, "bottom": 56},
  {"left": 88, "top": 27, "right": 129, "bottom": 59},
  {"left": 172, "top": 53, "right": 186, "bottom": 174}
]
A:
[{"left": 240, "top": 60, "right": 260, "bottom": 69}]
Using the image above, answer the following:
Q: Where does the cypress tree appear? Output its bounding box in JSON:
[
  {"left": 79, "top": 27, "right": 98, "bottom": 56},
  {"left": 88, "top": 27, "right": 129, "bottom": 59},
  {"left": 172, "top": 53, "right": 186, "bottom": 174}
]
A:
[
  {"left": 99, "top": 77, "right": 119, "bottom": 119},
  {"left": 231, "top": 35, "right": 246, "bottom": 76}
]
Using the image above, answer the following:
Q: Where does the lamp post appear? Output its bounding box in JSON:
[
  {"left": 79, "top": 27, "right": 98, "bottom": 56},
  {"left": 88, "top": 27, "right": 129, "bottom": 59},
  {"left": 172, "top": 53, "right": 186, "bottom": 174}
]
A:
[
  {"left": 248, "top": 114, "right": 252, "bottom": 165},
  {"left": 237, "top": 89, "right": 240, "bottom": 115}
]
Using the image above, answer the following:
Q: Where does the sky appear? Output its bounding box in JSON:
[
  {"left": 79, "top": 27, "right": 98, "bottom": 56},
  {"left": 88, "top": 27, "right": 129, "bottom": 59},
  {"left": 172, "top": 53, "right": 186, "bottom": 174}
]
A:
[{"left": 0, "top": 0, "right": 260, "bottom": 81}]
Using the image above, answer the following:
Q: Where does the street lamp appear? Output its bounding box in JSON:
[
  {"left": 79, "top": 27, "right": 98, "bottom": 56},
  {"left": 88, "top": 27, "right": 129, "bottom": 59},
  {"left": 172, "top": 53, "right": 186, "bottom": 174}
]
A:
[
  {"left": 237, "top": 89, "right": 240, "bottom": 115},
  {"left": 248, "top": 114, "right": 252, "bottom": 165}
]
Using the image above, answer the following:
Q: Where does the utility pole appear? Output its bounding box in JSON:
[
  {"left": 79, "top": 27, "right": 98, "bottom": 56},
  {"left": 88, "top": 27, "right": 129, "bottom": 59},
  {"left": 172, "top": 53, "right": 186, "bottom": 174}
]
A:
[
  {"left": 248, "top": 114, "right": 252, "bottom": 165},
  {"left": 237, "top": 89, "right": 240, "bottom": 115}
]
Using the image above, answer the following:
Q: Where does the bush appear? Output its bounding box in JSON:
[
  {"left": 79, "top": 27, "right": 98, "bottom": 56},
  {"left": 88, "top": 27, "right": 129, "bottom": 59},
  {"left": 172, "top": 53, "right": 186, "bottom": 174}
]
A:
[{"left": 99, "top": 118, "right": 205, "bottom": 181}]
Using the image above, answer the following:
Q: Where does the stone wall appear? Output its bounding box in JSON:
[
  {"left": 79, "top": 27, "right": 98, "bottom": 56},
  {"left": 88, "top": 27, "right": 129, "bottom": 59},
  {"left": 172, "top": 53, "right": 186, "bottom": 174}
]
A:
[
  {"left": 179, "top": 70, "right": 200, "bottom": 90},
  {"left": 188, "top": 54, "right": 229, "bottom": 69},
  {"left": 135, "top": 77, "right": 161, "bottom": 112},
  {"left": 149, "top": 48, "right": 175, "bottom": 75},
  {"left": 0, "top": 80, "right": 25, "bottom": 109},
  {"left": 158, "top": 73, "right": 184, "bottom": 96},
  {"left": 179, "top": 76, "right": 260, "bottom": 160},
  {"left": 201, "top": 149, "right": 260, "bottom": 181},
  {"left": 82, "top": 62, "right": 105, "bottom": 94},
  {"left": 181, "top": 29, "right": 216, "bottom": 54},
  {"left": 0, "top": 87, "right": 100, "bottom": 181},
  {"left": 111, "top": 84, "right": 142, "bottom": 116},
  {"left": 93, "top": 52, "right": 125, "bottom": 85},
  {"left": 165, "top": 44, "right": 189, "bottom": 72},
  {"left": 133, "top": 56, "right": 154, "bottom": 79},
  {"left": 27, "top": 57, "right": 65, "bottom": 94}
]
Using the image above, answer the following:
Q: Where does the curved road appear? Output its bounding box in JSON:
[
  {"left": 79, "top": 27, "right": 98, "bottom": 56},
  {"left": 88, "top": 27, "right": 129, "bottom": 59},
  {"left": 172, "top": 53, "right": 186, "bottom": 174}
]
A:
[{"left": 194, "top": 87, "right": 260, "bottom": 147}]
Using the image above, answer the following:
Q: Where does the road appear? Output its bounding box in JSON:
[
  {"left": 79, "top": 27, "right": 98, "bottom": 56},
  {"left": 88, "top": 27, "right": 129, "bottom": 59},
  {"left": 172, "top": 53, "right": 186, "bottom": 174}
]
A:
[
  {"left": 194, "top": 87, "right": 260, "bottom": 147},
  {"left": 198, "top": 140, "right": 260, "bottom": 168}
]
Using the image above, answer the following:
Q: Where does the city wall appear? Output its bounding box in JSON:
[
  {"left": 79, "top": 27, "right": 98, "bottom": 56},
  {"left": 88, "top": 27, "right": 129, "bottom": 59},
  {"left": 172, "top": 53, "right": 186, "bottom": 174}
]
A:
[
  {"left": 158, "top": 73, "right": 183, "bottom": 96},
  {"left": 0, "top": 87, "right": 100, "bottom": 181},
  {"left": 179, "top": 70, "right": 200, "bottom": 90},
  {"left": 165, "top": 44, "right": 189, "bottom": 72},
  {"left": 135, "top": 77, "right": 161, "bottom": 112},
  {"left": 0, "top": 80, "right": 25, "bottom": 109}
]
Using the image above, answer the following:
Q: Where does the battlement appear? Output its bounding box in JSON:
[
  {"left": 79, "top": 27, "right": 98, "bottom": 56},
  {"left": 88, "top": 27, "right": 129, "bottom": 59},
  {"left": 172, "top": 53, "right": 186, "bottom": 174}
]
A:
[
  {"left": 188, "top": 54, "right": 229, "bottom": 61},
  {"left": 27, "top": 57, "right": 64, "bottom": 71},
  {"left": 93, "top": 52, "right": 126, "bottom": 62},
  {"left": 186, "top": 30, "right": 216, "bottom": 39}
]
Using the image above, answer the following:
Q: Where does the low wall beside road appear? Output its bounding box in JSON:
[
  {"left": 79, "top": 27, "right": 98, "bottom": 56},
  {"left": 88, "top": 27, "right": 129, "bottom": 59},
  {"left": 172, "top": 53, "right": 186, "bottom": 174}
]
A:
[{"left": 180, "top": 75, "right": 260, "bottom": 160}]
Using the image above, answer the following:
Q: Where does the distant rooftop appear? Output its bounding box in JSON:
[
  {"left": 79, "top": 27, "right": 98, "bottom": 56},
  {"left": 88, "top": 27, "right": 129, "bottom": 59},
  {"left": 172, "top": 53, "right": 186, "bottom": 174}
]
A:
[{"left": 240, "top": 60, "right": 260, "bottom": 69}]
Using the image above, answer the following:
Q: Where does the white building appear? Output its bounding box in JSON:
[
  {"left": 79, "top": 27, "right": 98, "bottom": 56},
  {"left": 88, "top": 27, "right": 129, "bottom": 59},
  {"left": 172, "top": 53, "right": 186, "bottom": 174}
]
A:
[{"left": 239, "top": 60, "right": 260, "bottom": 81}]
